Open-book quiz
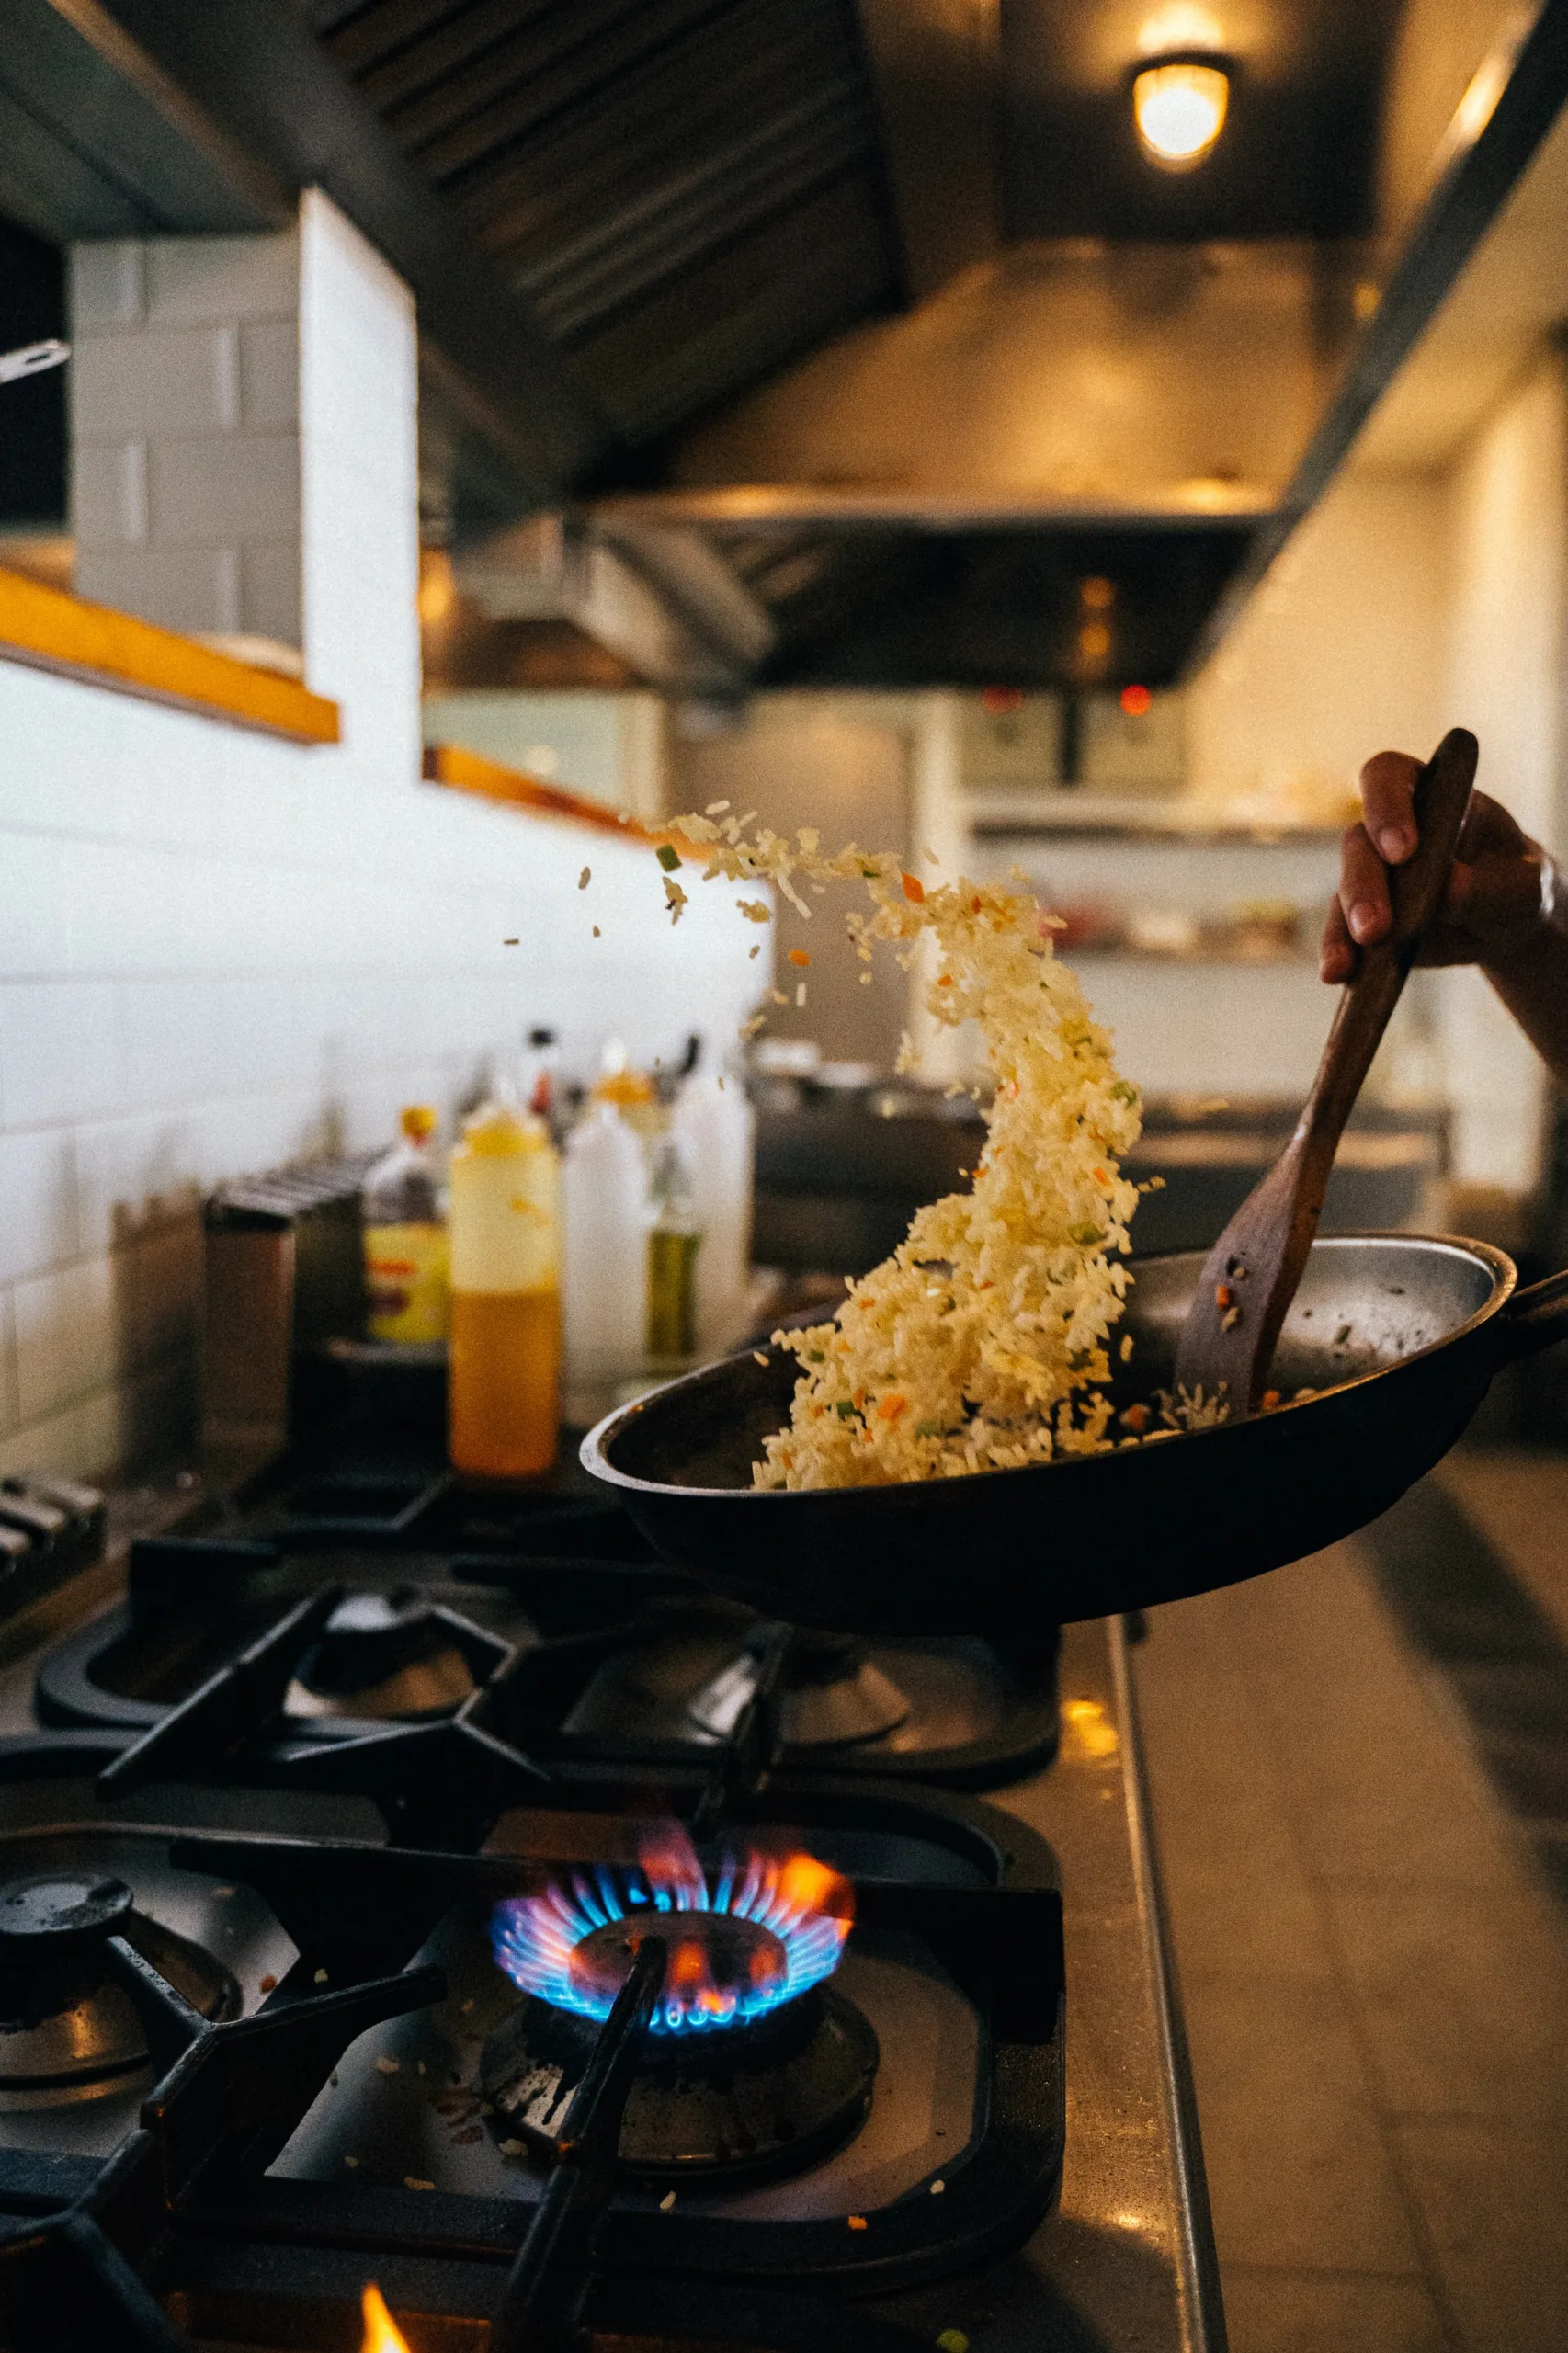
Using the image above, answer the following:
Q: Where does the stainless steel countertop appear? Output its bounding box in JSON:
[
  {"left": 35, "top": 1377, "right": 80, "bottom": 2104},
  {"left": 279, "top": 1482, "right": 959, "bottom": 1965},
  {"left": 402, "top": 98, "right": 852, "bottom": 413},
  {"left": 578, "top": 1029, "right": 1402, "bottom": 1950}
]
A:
[{"left": 875, "top": 1612, "right": 1226, "bottom": 2351}]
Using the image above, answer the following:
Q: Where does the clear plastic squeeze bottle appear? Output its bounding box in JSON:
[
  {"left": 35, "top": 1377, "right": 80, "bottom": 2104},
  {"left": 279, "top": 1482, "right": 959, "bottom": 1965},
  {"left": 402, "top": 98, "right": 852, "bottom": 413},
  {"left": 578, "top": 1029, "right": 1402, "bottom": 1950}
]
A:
[
  {"left": 448, "top": 1086, "right": 561, "bottom": 1477},
  {"left": 562, "top": 1099, "right": 646, "bottom": 1423}
]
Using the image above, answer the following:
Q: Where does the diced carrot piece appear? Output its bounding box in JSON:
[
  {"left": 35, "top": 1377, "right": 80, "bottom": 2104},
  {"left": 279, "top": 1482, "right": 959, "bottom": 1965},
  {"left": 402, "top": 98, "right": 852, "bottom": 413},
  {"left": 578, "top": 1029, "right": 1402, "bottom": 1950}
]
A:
[{"left": 901, "top": 871, "right": 926, "bottom": 903}]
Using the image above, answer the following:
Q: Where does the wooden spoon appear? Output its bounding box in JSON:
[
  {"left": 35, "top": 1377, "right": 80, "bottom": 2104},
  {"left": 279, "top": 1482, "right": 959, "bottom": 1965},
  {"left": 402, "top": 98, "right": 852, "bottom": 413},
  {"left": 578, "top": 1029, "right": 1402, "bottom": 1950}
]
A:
[{"left": 1172, "top": 727, "right": 1478, "bottom": 1416}]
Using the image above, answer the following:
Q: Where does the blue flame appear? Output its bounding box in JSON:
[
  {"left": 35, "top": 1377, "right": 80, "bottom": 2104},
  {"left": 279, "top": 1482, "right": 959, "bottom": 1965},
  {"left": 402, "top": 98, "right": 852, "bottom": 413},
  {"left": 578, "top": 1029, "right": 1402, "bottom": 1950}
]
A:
[{"left": 490, "top": 1838, "right": 850, "bottom": 2037}]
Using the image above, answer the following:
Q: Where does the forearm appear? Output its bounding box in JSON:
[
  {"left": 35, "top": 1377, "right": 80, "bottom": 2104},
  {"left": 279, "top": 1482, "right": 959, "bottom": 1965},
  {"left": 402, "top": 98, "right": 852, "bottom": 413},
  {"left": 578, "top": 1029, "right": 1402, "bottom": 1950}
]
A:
[{"left": 1483, "top": 861, "right": 1568, "bottom": 1090}]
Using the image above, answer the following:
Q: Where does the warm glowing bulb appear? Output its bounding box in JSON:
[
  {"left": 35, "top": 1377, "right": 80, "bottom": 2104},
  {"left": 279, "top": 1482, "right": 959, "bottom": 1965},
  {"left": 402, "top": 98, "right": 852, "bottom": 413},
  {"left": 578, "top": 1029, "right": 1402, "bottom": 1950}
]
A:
[
  {"left": 1133, "top": 60, "right": 1230, "bottom": 166},
  {"left": 362, "top": 2283, "right": 415, "bottom": 2353}
]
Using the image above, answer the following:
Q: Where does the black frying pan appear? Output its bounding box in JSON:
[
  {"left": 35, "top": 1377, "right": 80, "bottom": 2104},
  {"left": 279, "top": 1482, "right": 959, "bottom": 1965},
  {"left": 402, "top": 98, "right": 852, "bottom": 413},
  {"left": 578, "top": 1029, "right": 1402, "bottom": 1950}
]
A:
[{"left": 582, "top": 1234, "right": 1568, "bottom": 1634}]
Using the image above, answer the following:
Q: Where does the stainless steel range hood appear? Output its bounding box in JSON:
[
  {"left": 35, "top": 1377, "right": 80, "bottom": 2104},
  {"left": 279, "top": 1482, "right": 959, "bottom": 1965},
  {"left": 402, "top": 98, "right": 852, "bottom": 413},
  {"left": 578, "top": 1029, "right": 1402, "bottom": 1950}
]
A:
[{"left": 8, "top": 0, "right": 1567, "bottom": 690}]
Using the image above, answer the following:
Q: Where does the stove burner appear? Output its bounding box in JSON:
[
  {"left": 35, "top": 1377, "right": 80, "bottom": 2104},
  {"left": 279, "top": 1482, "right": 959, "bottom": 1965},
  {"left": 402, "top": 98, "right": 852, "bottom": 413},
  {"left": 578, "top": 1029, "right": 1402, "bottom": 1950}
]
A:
[
  {"left": 283, "top": 1591, "right": 479, "bottom": 1722},
  {"left": 0, "top": 1872, "right": 133, "bottom": 1947},
  {"left": 490, "top": 1824, "right": 851, "bottom": 2036},
  {"left": 687, "top": 1631, "right": 911, "bottom": 1750},
  {"left": 483, "top": 1979, "right": 880, "bottom": 2184},
  {"left": 570, "top": 1908, "right": 789, "bottom": 2016},
  {"left": 0, "top": 1873, "right": 238, "bottom": 2108}
]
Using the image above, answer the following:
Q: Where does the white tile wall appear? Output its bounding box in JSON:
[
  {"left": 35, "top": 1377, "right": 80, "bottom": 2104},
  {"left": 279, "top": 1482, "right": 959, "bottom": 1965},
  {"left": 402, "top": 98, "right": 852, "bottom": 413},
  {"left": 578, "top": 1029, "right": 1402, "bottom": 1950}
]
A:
[
  {"left": 71, "top": 225, "right": 303, "bottom": 642},
  {"left": 1, "top": 194, "right": 762, "bottom": 1483}
]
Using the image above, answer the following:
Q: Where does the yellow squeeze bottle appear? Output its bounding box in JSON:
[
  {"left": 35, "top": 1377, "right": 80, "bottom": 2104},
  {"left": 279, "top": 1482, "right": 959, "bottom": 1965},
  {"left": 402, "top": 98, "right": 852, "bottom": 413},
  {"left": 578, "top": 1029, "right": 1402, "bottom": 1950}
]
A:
[
  {"left": 363, "top": 1105, "right": 449, "bottom": 1343},
  {"left": 448, "top": 1087, "right": 561, "bottom": 1477}
]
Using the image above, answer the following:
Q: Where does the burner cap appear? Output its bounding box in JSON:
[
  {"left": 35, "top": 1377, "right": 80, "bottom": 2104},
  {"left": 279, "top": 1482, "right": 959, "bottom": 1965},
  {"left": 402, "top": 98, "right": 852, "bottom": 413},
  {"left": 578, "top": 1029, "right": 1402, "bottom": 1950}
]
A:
[
  {"left": 286, "top": 1591, "right": 478, "bottom": 1722},
  {"left": 0, "top": 1875, "right": 134, "bottom": 1951},
  {"left": 570, "top": 1911, "right": 789, "bottom": 2021},
  {"left": 686, "top": 1632, "right": 911, "bottom": 1750},
  {"left": 483, "top": 1983, "right": 878, "bottom": 2183},
  {"left": 0, "top": 1888, "right": 238, "bottom": 2109}
]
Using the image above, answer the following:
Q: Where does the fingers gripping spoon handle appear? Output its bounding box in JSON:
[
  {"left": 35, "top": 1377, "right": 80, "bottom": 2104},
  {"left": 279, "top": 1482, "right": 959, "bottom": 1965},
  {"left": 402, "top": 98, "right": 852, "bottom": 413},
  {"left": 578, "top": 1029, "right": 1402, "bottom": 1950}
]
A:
[{"left": 1173, "top": 727, "right": 1478, "bottom": 1415}]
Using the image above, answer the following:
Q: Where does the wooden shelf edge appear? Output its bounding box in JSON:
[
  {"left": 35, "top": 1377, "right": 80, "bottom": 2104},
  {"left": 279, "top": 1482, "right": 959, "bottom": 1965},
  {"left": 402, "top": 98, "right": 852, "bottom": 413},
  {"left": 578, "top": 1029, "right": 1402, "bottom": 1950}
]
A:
[
  {"left": 422, "top": 740, "right": 650, "bottom": 838},
  {"left": 0, "top": 567, "right": 340, "bottom": 745}
]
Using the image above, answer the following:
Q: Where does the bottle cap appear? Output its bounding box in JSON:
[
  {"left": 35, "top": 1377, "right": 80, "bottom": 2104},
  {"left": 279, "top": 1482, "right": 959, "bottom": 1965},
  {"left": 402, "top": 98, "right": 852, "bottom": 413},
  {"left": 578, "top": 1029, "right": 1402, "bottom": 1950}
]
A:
[{"left": 401, "top": 1105, "right": 438, "bottom": 1142}]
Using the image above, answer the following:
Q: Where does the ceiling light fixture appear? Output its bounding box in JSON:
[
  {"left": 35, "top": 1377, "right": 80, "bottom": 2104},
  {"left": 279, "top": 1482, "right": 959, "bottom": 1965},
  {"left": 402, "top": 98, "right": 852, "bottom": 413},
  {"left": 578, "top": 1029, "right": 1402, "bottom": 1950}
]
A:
[{"left": 1132, "top": 53, "right": 1231, "bottom": 169}]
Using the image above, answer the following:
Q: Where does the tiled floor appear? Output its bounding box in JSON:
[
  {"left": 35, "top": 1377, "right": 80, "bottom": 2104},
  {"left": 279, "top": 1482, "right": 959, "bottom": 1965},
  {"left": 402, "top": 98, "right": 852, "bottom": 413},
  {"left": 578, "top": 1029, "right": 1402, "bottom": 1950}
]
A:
[{"left": 1133, "top": 1446, "right": 1568, "bottom": 2353}]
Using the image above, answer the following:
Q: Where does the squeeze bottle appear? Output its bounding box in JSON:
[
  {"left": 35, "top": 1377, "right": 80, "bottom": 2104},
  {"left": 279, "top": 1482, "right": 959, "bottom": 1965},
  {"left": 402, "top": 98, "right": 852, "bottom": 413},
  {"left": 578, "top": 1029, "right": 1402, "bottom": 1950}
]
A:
[
  {"left": 645, "top": 1137, "right": 701, "bottom": 1361},
  {"left": 362, "top": 1106, "right": 449, "bottom": 1343},
  {"left": 672, "top": 1063, "right": 755, "bottom": 1352},
  {"left": 448, "top": 1087, "right": 561, "bottom": 1477},
  {"left": 562, "top": 1101, "right": 646, "bottom": 1421}
]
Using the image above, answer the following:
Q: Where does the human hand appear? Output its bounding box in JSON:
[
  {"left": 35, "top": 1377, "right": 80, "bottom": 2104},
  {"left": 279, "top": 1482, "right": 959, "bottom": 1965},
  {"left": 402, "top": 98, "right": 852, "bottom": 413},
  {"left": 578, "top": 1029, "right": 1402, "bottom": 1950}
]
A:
[{"left": 1320, "top": 750, "right": 1554, "bottom": 983}]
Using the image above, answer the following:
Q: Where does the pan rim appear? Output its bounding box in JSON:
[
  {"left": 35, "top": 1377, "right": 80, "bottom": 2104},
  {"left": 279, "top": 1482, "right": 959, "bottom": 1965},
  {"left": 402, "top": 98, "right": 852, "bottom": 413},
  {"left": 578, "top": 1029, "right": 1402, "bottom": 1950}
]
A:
[{"left": 580, "top": 1230, "right": 1518, "bottom": 1504}]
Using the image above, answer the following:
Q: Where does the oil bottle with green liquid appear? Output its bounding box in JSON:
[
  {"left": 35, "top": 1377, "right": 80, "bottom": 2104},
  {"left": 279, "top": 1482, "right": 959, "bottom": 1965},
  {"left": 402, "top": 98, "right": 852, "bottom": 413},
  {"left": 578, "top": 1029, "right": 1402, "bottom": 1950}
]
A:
[{"left": 645, "top": 1138, "right": 701, "bottom": 1361}]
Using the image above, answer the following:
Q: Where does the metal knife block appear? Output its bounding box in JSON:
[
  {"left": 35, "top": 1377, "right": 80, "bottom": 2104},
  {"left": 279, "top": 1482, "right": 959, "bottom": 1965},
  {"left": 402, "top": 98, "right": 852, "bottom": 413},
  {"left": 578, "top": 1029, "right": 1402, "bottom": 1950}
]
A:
[{"left": 201, "top": 1156, "right": 376, "bottom": 1455}]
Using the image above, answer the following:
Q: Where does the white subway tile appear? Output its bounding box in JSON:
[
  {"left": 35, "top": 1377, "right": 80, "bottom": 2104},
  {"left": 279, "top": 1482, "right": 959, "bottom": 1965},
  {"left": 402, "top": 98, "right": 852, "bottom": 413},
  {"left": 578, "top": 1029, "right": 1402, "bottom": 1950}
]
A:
[
  {"left": 12, "top": 1255, "right": 118, "bottom": 1426},
  {"left": 0, "top": 1130, "right": 79, "bottom": 1283},
  {"left": 3, "top": 194, "right": 763, "bottom": 1479},
  {"left": 0, "top": 832, "right": 69, "bottom": 976},
  {"left": 0, "top": 1382, "right": 124, "bottom": 1483},
  {"left": 74, "top": 1113, "right": 204, "bottom": 1260},
  {"left": 145, "top": 232, "right": 299, "bottom": 325},
  {"left": 240, "top": 539, "right": 302, "bottom": 644},
  {"left": 0, "top": 668, "right": 127, "bottom": 836},
  {"left": 72, "top": 441, "right": 147, "bottom": 549},
  {"left": 113, "top": 701, "right": 229, "bottom": 855},
  {"left": 117, "top": 979, "right": 229, "bottom": 1110},
  {"left": 72, "top": 326, "right": 243, "bottom": 440},
  {"left": 69, "top": 244, "right": 144, "bottom": 334},
  {"left": 240, "top": 318, "right": 300, "bottom": 430},
  {"left": 0, "top": 1294, "right": 17, "bottom": 1436},
  {"left": 0, "top": 982, "right": 123, "bottom": 1127},
  {"left": 71, "top": 546, "right": 236, "bottom": 639},
  {"left": 146, "top": 434, "right": 300, "bottom": 548},
  {"left": 64, "top": 838, "right": 189, "bottom": 975}
]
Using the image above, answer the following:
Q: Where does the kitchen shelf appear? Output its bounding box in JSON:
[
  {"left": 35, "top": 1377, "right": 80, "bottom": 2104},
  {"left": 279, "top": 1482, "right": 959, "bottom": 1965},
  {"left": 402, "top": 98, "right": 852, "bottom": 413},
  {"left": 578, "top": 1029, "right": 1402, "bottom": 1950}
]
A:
[
  {"left": 1069, "top": 947, "right": 1312, "bottom": 966},
  {"left": 421, "top": 740, "right": 640, "bottom": 835},
  {"left": 971, "top": 814, "right": 1345, "bottom": 844},
  {"left": 0, "top": 566, "right": 340, "bottom": 745},
  {"left": 422, "top": 744, "right": 706, "bottom": 860},
  {"left": 964, "top": 791, "right": 1347, "bottom": 842}
]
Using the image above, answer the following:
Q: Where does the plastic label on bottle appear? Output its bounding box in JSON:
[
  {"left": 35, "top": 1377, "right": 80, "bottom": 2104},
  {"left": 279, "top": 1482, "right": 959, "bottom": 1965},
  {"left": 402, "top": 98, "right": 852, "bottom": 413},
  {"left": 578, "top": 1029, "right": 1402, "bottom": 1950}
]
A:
[{"left": 366, "top": 1222, "right": 449, "bottom": 1343}]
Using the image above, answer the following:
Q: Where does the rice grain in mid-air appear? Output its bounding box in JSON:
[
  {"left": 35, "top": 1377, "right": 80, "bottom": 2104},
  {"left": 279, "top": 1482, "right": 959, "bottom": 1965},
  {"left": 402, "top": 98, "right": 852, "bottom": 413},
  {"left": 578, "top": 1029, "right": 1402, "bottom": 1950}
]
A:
[{"left": 650, "top": 811, "right": 1146, "bottom": 1487}]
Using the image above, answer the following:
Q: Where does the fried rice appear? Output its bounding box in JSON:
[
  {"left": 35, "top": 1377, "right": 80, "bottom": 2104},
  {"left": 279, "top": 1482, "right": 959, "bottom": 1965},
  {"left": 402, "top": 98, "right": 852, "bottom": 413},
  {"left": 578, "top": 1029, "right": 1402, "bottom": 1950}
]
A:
[{"left": 653, "top": 814, "right": 1151, "bottom": 1488}]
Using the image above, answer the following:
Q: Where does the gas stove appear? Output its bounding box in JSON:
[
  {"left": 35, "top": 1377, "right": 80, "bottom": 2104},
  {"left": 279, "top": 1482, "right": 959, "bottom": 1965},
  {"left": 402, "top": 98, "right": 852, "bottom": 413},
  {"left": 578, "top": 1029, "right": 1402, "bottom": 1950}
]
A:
[
  {"left": 35, "top": 1437, "right": 1062, "bottom": 1816},
  {"left": 0, "top": 1427, "right": 1221, "bottom": 2352}
]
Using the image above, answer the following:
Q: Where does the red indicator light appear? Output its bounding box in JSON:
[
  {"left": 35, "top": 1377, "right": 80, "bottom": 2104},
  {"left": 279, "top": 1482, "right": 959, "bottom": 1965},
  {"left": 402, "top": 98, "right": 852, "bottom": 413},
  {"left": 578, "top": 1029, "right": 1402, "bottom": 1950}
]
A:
[{"left": 1120, "top": 684, "right": 1152, "bottom": 717}]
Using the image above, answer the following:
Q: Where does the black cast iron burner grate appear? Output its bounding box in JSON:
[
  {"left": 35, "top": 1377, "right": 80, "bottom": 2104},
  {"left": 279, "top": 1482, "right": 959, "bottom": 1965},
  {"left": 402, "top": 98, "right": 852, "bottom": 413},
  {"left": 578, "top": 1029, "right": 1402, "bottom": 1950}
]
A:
[
  {"left": 0, "top": 1768, "right": 1063, "bottom": 2348},
  {"left": 38, "top": 1506, "right": 1061, "bottom": 1798}
]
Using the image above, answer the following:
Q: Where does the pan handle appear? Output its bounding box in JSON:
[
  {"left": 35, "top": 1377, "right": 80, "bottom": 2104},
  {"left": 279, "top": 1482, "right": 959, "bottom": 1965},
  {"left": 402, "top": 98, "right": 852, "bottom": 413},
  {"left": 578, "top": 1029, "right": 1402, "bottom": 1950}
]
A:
[{"left": 1502, "top": 1267, "right": 1568, "bottom": 1358}]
